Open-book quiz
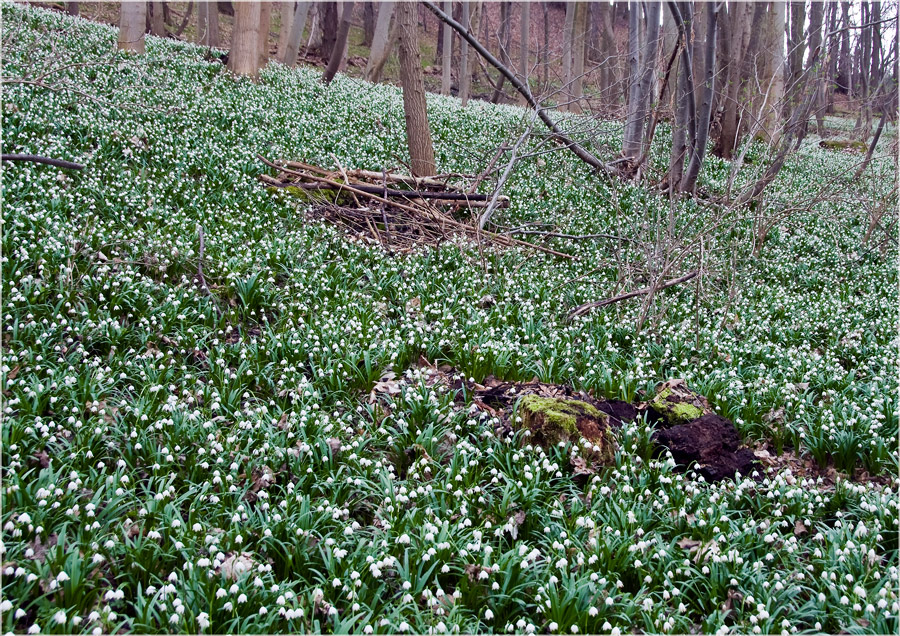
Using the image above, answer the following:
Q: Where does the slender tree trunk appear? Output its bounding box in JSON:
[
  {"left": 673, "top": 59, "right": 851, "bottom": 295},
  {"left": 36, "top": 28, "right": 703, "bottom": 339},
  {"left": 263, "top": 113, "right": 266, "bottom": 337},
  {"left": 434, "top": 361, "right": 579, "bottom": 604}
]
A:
[
  {"left": 760, "top": 1, "right": 786, "bottom": 142},
  {"left": 363, "top": 2, "right": 376, "bottom": 46},
  {"left": 323, "top": 1, "right": 356, "bottom": 83},
  {"left": 468, "top": 1, "right": 483, "bottom": 91},
  {"left": 562, "top": 1, "right": 576, "bottom": 109},
  {"left": 230, "top": 2, "right": 262, "bottom": 78},
  {"left": 278, "top": 1, "right": 295, "bottom": 58},
  {"left": 258, "top": 2, "right": 273, "bottom": 68},
  {"left": 66, "top": 2, "right": 79, "bottom": 16},
  {"left": 599, "top": 2, "right": 617, "bottom": 108},
  {"left": 518, "top": 1, "right": 530, "bottom": 106},
  {"left": 787, "top": 0, "right": 806, "bottom": 102},
  {"left": 661, "top": 4, "right": 679, "bottom": 106},
  {"left": 570, "top": 2, "right": 588, "bottom": 114},
  {"left": 490, "top": 2, "right": 512, "bottom": 103},
  {"left": 118, "top": 2, "right": 147, "bottom": 53},
  {"left": 397, "top": 1, "right": 436, "bottom": 176},
  {"left": 622, "top": 3, "right": 643, "bottom": 158},
  {"left": 321, "top": 2, "right": 339, "bottom": 59},
  {"left": 282, "top": 2, "right": 309, "bottom": 65},
  {"left": 149, "top": 1, "right": 166, "bottom": 37},
  {"left": 441, "top": 0, "right": 453, "bottom": 95},
  {"left": 365, "top": 1, "right": 395, "bottom": 82},
  {"left": 681, "top": 1, "right": 717, "bottom": 193},
  {"left": 460, "top": 1, "right": 470, "bottom": 105},
  {"left": 807, "top": 1, "right": 826, "bottom": 138},
  {"left": 713, "top": 2, "right": 752, "bottom": 158},
  {"left": 542, "top": 1, "right": 550, "bottom": 90},
  {"left": 198, "top": 1, "right": 208, "bottom": 45},
  {"left": 837, "top": 2, "right": 851, "bottom": 93},
  {"left": 207, "top": 0, "right": 220, "bottom": 47}
]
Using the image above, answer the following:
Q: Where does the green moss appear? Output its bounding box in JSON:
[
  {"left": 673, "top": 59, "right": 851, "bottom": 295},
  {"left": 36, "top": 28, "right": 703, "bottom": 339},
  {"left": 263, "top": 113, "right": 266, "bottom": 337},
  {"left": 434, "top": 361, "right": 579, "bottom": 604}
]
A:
[
  {"left": 819, "top": 139, "right": 867, "bottom": 152},
  {"left": 649, "top": 386, "right": 705, "bottom": 424},
  {"left": 269, "top": 185, "right": 345, "bottom": 205},
  {"left": 517, "top": 395, "right": 603, "bottom": 445}
]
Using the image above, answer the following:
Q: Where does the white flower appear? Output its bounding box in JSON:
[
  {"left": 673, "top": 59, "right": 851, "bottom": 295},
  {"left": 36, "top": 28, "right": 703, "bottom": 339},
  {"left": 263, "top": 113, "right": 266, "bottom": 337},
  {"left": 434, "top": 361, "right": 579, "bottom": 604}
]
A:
[
  {"left": 485, "top": 609, "right": 494, "bottom": 621},
  {"left": 53, "top": 611, "right": 66, "bottom": 624},
  {"left": 27, "top": 625, "right": 40, "bottom": 635}
]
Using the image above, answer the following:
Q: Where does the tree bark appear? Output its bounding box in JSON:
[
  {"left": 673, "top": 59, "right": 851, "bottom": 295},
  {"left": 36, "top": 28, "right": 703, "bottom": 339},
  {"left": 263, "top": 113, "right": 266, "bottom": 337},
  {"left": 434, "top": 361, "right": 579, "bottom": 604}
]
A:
[
  {"left": 441, "top": 0, "right": 453, "bottom": 95},
  {"left": 459, "top": 1, "right": 470, "bottom": 105},
  {"left": 570, "top": 2, "right": 588, "bottom": 114},
  {"left": 397, "top": 1, "right": 436, "bottom": 176},
  {"left": 118, "top": 2, "right": 147, "bottom": 53},
  {"left": 321, "top": 2, "right": 339, "bottom": 59},
  {"left": 681, "top": 1, "right": 717, "bottom": 193},
  {"left": 258, "top": 1, "right": 273, "bottom": 68},
  {"left": 598, "top": 2, "right": 617, "bottom": 107},
  {"left": 562, "top": 1, "right": 576, "bottom": 109},
  {"left": 363, "top": 2, "right": 376, "bottom": 47},
  {"left": 518, "top": 1, "right": 530, "bottom": 106},
  {"left": 365, "top": 1, "right": 395, "bottom": 82},
  {"left": 713, "top": 2, "right": 752, "bottom": 158},
  {"left": 542, "top": 1, "right": 550, "bottom": 90},
  {"left": 787, "top": 0, "right": 806, "bottom": 107},
  {"left": 65, "top": 2, "right": 79, "bottom": 16},
  {"left": 322, "top": 1, "right": 355, "bottom": 83},
  {"left": 837, "top": 2, "right": 851, "bottom": 93},
  {"left": 490, "top": 1, "right": 512, "bottom": 103},
  {"left": 149, "top": 1, "right": 166, "bottom": 37},
  {"left": 760, "top": 1, "right": 786, "bottom": 142},
  {"left": 282, "top": 2, "right": 310, "bottom": 65},
  {"left": 623, "top": 2, "right": 660, "bottom": 160},
  {"left": 278, "top": 1, "right": 295, "bottom": 58},
  {"left": 229, "top": 1, "right": 262, "bottom": 78}
]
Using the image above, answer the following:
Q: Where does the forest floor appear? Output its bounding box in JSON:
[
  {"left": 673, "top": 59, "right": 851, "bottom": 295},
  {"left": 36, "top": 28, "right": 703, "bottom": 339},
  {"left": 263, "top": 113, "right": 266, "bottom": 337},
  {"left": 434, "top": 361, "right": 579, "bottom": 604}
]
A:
[{"left": 2, "top": 5, "right": 899, "bottom": 635}]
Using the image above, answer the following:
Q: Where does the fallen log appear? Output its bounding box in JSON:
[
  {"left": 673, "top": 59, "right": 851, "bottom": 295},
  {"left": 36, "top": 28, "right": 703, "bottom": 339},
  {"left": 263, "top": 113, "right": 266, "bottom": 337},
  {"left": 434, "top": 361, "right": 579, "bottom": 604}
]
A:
[{"left": 1, "top": 154, "right": 84, "bottom": 169}]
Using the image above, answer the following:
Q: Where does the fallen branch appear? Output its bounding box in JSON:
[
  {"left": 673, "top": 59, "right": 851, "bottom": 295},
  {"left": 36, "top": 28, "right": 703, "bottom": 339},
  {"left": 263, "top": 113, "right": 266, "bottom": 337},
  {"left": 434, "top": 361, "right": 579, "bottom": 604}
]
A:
[
  {"left": 1, "top": 154, "right": 84, "bottom": 169},
  {"left": 506, "top": 230, "right": 638, "bottom": 243},
  {"left": 567, "top": 270, "right": 699, "bottom": 320},
  {"left": 259, "top": 155, "right": 574, "bottom": 259},
  {"left": 422, "top": 1, "right": 619, "bottom": 177}
]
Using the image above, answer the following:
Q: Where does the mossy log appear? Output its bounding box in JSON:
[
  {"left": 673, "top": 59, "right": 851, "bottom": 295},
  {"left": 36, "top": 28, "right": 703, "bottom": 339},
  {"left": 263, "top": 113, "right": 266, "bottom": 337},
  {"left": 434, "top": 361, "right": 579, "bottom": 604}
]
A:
[
  {"left": 647, "top": 378, "right": 712, "bottom": 427},
  {"left": 819, "top": 139, "right": 867, "bottom": 152},
  {"left": 516, "top": 395, "right": 615, "bottom": 464}
]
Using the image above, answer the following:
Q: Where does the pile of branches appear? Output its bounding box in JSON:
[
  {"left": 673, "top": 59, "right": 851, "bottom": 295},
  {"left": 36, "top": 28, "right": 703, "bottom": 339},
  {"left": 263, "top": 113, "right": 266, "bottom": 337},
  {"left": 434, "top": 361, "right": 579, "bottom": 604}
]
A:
[{"left": 257, "top": 155, "right": 572, "bottom": 259}]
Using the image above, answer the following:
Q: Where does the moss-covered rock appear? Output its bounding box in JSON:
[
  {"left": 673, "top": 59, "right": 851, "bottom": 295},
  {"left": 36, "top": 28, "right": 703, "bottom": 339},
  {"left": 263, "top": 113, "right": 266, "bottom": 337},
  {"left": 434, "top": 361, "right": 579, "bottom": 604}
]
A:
[
  {"left": 516, "top": 395, "right": 615, "bottom": 464},
  {"left": 647, "top": 379, "right": 711, "bottom": 427}
]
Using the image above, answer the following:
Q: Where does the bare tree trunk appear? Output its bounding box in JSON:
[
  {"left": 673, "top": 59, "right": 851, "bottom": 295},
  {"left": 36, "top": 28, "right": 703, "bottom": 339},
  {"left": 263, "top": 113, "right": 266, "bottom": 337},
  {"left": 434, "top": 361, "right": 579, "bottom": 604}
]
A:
[
  {"left": 855, "top": 104, "right": 888, "bottom": 180},
  {"left": 562, "top": 1, "right": 576, "bottom": 109},
  {"left": 278, "top": 1, "right": 295, "bottom": 58},
  {"left": 490, "top": 2, "right": 512, "bottom": 103},
  {"left": 542, "top": 1, "right": 550, "bottom": 90},
  {"left": 198, "top": 1, "right": 208, "bottom": 44},
  {"left": 460, "top": 1, "right": 470, "bottom": 105},
  {"left": 321, "top": 2, "right": 339, "bottom": 59},
  {"left": 599, "top": 2, "right": 617, "bottom": 107},
  {"left": 207, "top": 0, "right": 220, "bottom": 47},
  {"left": 230, "top": 1, "right": 262, "bottom": 78},
  {"left": 441, "top": 0, "right": 453, "bottom": 95},
  {"left": 66, "top": 2, "right": 79, "bottom": 16},
  {"left": 807, "top": 1, "right": 827, "bottom": 138},
  {"left": 282, "top": 2, "right": 310, "bottom": 65},
  {"left": 468, "top": 1, "right": 483, "bottom": 92},
  {"left": 307, "top": 4, "right": 323, "bottom": 52},
  {"left": 518, "top": 1, "right": 530, "bottom": 106},
  {"left": 837, "top": 2, "right": 851, "bottom": 93},
  {"left": 365, "top": 1, "right": 395, "bottom": 82},
  {"left": 363, "top": 2, "right": 375, "bottom": 47},
  {"left": 760, "top": 1, "right": 786, "bottom": 142},
  {"left": 661, "top": 4, "right": 679, "bottom": 105},
  {"left": 322, "top": 1, "right": 355, "bottom": 83},
  {"left": 149, "top": 1, "right": 166, "bottom": 37},
  {"left": 570, "top": 2, "right": 588, "bottom": 114},
  {"left": 118, "top": 2, "right": 147, "bottom": 53},
  {"left": 397, "top": 1, "right": 436, "bottom": 176},
  {"left": 259, "top": 1, "right": 273, "bottom": 68},
  {"left": 787, "top": 0, "right": 807, "bottom": 103},
  {"left": 713, "top": 2, "right": 752, "bottom": 158},
  {"left": 623, "top": 2, "right": 660, "bottom": 160},
  {"left": 681, "top": 1, "right": 717, "bottom": 193}
]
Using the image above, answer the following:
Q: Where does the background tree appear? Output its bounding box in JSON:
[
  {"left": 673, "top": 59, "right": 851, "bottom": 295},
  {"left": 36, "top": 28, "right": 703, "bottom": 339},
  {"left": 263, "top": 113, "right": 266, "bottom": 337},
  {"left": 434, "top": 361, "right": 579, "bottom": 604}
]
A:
[
  {"left": 282, "top": 2, "right": 310, "bottom": 66},
  {"left": 118, "top": 2, "right": 146, "bottom": 53},
  {"left": 323, "top": 1, "right": 356, "bottom": 83},
  {"left": 442, "top": 0, "right": 453, "bottom": 95},
  {"left": 518, "top": 1, "right": 529, "bottom": 105},
  {"left": 396, "top": 1, "right": 436, "bottom": 176},
  {"left": 229, "top": 1, "right": 262, "bottom": 78},
  {"left": 364, "top": 1, "right": 395, "bottom": 82},
  {"left": 149, "top": 1, "right": 166, "bottom": 37}
]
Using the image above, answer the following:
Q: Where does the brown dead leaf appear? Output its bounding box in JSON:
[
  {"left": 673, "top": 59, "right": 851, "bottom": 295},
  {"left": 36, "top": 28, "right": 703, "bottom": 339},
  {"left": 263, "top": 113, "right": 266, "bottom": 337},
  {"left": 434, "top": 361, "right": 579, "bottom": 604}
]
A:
[
  {"left": 276, "top": 412, "right": 290, "bottom": 431},
  {"left": 473, "top": 398, "right": 499, "bottom": 417},
  {"left": 6, "top": 365, "right": 19, "bottom": 381},
  {"left": 405, "top": 296, "right": 421, "bottom": 313},
  {"left": 794, "top": 520, "right": 808, "bottom": 536},
  {"left": 326, "top": 438, "right": 341, "bottom": 455},
  {"left": 32, "top": 451, "right": 50, "bottom": 469},
  {"left": 571, "top": 456, "right": 596, "bottom": 477},
  {"left": 677, "top": 538, "right": 702, "bottom": 551},
  {"left": 219, "top": 552, "right": 256, "bottom": 580},
  {"left": 764, "top": 408, "right": 785, "bottom": 424},
  {"left": 28, "top": 533, "right": 57, "bottom": 563}
]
